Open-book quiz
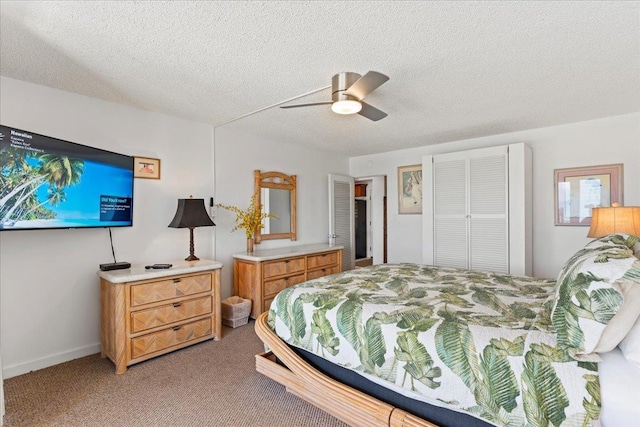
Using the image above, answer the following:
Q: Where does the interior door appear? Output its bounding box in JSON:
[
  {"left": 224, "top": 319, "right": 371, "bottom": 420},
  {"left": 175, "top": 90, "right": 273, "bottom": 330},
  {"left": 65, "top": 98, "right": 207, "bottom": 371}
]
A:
[
  {"left": 426, "top": 146, "right": 509, "bottom": 273},
  {"left": 328, "top": 174, "right": 355, "bottom": 271},
  {"left": 468, "top": 152, "right": 508, "bottom": 273},
  {"left": 433, "top": 154, "right": 468, "bottom": 269}
]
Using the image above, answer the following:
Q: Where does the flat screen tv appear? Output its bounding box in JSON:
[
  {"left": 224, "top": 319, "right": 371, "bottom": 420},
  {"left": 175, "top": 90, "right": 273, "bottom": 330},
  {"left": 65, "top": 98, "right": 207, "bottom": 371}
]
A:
[{"left": 0, "top": 125, "right": 134, "bottom": 231}]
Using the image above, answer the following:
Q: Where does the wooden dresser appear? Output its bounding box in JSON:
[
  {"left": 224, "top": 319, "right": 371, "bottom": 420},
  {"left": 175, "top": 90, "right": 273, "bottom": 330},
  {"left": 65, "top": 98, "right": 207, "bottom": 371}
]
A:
[
  {"left": 233, "top": 244, "right": 343, "bottom": 319},
  {"left": 98, "top": 259, "right": 223, "bottom": 374}
]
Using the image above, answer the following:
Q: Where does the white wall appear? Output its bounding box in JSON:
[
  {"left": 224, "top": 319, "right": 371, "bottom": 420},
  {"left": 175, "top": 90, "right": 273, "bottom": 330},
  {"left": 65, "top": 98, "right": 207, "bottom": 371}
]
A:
[
  {"left": 0, "top": 77, "right": 215, "bottom": 378},
  {"left": 350, "top": 113, "right": 640, "bottom": 279},
  {"left": 214, "top": 127, "right": 349, "bottom": 298}
]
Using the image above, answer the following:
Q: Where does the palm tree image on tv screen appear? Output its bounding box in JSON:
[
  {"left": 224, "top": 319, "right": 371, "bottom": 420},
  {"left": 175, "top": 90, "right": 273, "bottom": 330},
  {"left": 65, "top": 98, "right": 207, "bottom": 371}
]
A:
[{"left": 0, "top": 125, "right": 134, "bottom": 231}]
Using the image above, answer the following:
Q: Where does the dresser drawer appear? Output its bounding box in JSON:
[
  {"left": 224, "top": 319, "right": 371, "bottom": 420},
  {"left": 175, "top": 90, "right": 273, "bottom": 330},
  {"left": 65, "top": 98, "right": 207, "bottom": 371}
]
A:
[
  {"left": 307, "top": 265, "right": 341, "bottom": 280},
  {"left": 307, "top": 251, "right": 339, "bottom": 269},
  {"left": 131, "top": 317, "right": 212, "bottom": 359},
  {"left": 130, "top": 296, "right": 212, "bottom": 333},
  {"left": 130, "top": 273, "right": 212, "bottom": 306},
  {"left": 264, "top": 273, "right": 306, "bottom": 297},
  {"left": 262, "top": 257, "right": 305, "bottom": 279}
]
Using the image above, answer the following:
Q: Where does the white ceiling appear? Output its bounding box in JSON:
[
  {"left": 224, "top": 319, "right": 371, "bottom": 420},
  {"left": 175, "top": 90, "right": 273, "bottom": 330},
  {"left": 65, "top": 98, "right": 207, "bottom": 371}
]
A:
[{"left": 1, "top": 1, "right": 638, "bottom": 156}]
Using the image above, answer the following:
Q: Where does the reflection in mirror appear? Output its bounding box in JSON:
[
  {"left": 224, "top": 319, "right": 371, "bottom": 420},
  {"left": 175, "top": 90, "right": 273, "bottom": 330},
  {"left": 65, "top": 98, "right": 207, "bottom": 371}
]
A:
[
  {"left": 261, "top": 188, "right": 291, "bottom": 234},
  {"left": 254, "top": 170, "right": 297, "bottom": 243}
]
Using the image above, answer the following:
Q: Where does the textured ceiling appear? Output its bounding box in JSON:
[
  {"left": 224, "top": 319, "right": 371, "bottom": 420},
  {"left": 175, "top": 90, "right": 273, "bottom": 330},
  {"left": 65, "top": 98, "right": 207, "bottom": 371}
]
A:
[{"left": 1, "top": 1, "right": 639, "bottom": 156}]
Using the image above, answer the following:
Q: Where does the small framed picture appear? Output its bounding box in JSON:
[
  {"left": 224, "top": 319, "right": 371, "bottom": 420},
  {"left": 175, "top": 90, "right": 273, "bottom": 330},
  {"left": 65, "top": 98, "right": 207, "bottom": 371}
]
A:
[
  {"left": 554, "top": 163, "right": 623, "bottom": 226},
  {"left": 398, "top": 164, "right": 422, "bottom": 214},
  {"left": 134, "top": 157, "right": 161, "bottom": 180}
]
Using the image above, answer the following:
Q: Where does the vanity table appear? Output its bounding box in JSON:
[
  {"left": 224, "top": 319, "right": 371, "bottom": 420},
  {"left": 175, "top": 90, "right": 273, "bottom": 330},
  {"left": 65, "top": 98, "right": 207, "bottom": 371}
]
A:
[
  {"left": 233, "top": 244, "right": 343, "bottom": 318},
  {"left": 98, "top": 259, "right": 222, "bottom": 374}
]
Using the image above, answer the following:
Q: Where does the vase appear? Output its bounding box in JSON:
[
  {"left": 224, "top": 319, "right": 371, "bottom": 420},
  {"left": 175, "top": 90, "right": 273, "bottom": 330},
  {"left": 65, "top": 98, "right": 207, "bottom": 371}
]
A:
[{"left": 246, "top": 237, "right": 254, "bottom": 254}]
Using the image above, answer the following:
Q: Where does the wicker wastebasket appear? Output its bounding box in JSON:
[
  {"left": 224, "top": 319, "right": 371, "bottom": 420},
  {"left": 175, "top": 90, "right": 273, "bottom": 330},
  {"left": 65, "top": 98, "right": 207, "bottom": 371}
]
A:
[{"left": 221, "top": 296, "right": 252, "bottom": 328}]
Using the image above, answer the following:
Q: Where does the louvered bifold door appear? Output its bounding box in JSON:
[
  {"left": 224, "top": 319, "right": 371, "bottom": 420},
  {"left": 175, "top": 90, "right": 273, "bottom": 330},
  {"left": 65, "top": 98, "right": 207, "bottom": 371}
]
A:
[
  {"left": 433, "top": 157, "right": 468, "bottom": 269},
  {"left": 328, "top": 174, "right": 355, "bottom": 271},
  {"left": 469, "top": 150, "right": 509, "bottom": 273}
]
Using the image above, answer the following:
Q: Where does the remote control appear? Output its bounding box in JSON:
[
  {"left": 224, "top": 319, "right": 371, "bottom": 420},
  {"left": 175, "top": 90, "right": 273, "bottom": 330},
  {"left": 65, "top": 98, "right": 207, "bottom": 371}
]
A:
[
  {"left": 153, "top": 264, "right": 172, "bottom": 269},
  {"left": 145, "top": 264, "right": 173, "bottom": 269}
]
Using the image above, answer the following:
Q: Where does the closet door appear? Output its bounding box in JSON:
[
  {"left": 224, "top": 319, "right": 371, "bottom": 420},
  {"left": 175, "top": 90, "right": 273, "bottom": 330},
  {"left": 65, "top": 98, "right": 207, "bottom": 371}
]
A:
[
  {"left": 328, "top": 174, "right": 355, "bottom": 271},
  {"left": 468, "top": 149, "right": 508, "bottom": 273},
  {"left": 433, "top": 153, "right": 468, "bottom": 269},
  {"left": 431, "top": 146, "right": 508, "bottom": 273},
  {"left": 425, "top": 144, "right": 530, "bottom": 275}
]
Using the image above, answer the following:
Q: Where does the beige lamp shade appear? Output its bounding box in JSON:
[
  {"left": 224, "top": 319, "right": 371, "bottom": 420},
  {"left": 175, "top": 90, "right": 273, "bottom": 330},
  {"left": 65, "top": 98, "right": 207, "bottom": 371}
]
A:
[{"left": 588, "top": 206, "right": 640, "bottom": 238}]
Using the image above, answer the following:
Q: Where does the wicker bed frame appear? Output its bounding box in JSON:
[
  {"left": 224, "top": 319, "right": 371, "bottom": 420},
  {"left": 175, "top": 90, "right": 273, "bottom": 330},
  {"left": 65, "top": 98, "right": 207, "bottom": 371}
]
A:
[{"left": 254, "top": 312, "right": 438, "bottom": 427}]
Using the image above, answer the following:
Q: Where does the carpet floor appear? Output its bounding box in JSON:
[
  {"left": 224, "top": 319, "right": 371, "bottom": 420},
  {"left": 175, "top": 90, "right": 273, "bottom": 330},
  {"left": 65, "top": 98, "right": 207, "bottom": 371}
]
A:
[{"left": 3, "top": 321, "right": 348, "bottom": 427}]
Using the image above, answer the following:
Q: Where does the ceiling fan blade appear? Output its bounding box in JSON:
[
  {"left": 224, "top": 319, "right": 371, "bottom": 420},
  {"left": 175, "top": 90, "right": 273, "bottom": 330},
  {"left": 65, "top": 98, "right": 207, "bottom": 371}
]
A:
[
  {"left": 358, "top": 101, "right": 388, "bottom": 121},
  {"left": 344, "top": 71, "right": 389, "bottom": 100},
  {"left": 280, "top": 102, "right": 333, "bottom": 109}
]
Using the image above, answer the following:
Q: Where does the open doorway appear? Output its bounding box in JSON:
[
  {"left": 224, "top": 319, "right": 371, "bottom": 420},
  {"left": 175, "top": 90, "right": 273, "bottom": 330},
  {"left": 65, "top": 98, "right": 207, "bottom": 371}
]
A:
[
  {"left": 328, "top": 174, "right": 386, "bottom": 270},
  {"left": 354, "top": 176, "right": 387, "bottom": 267},
  {"left": 354, "top": 186, "right": 370, "bottom": 267}
]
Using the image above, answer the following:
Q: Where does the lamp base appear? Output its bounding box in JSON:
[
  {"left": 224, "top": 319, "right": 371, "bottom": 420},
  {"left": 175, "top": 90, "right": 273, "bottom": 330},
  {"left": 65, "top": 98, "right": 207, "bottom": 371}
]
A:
[{"left": 184, "top": 227, "right": 200, "bottom": 261}]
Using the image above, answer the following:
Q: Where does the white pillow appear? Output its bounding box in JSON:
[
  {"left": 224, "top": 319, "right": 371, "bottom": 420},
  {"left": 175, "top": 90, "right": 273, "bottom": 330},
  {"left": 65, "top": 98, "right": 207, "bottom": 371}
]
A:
[
  {"left": 551, "top": 234, "right": 640, "bottom": 360},
  {"left": 619, "top": 315, "right": 640, "bottom": 367}
]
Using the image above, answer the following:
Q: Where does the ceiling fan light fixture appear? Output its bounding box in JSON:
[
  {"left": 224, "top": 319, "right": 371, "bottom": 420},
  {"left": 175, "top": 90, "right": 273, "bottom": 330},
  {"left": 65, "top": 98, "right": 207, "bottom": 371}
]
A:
[
  {"left": 331, "top": 100, "right": 362, "bottom": 115},
  {"left": 281, "top": 71, "right": 388, "bottom": 120}
]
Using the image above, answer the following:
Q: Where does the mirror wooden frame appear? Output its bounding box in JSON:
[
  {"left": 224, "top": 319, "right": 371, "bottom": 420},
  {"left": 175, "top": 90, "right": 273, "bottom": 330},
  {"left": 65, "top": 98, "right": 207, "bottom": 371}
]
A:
[{"left": 254, "top": 170, "right": 297, "bottom": 243}]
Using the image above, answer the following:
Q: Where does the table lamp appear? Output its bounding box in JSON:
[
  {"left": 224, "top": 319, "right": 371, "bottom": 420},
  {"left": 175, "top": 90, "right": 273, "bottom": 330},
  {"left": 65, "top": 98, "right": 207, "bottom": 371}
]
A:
[
  {"left": 169, "top": 197, "right": 215, "bottom": 261},
  {"left": 587, "top": 204, "right": 640, "bottom": 238}
]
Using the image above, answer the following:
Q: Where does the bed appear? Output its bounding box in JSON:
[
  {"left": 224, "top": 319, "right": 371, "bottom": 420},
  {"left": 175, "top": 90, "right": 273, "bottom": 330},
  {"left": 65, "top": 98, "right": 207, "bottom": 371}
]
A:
[{"left": 255, "top": 234, "right": 640, "bottom": 427}]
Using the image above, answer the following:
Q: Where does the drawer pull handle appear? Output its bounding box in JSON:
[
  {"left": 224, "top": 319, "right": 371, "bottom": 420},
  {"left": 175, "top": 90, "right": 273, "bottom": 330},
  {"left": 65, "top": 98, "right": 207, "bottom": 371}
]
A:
[
  {"left": 173, "top": 326, "right": 181, "bottom": 331},
  {"left": 284, "top": 260, "right": 289, "bottom": 264},
  {"left": 173, "top": 302, "right": 182, "bottom": 308},
  {"left": 173, "top": 278, "right": 181, "bottom": 283}
]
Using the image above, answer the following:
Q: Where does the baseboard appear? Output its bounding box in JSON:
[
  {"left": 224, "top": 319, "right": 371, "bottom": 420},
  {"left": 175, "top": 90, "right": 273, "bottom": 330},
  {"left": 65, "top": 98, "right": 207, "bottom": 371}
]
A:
[{"left": 2, "top": 343, "right": 101, "bottom": 379}]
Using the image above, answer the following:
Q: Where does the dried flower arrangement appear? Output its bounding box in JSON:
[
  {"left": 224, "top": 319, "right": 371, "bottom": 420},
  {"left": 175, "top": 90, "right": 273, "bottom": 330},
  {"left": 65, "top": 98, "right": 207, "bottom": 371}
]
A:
[{"left": 217, "top": 194, "right": 277, "bottom": 240}]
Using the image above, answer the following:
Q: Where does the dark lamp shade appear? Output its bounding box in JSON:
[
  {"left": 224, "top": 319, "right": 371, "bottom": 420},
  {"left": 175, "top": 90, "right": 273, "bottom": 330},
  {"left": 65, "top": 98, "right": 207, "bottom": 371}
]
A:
[
  {"left": 168, "top": 198, "right": 215, "bottom": 228},
  {"left": 587, "top": 206, "right": 640, "bottom": 238}
]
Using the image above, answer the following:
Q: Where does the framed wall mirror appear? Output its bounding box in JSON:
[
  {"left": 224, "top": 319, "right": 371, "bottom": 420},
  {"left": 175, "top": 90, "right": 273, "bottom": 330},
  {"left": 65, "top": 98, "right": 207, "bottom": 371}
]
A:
[{"left": 254, "top": 170, "right": 297, "bottom": 243}]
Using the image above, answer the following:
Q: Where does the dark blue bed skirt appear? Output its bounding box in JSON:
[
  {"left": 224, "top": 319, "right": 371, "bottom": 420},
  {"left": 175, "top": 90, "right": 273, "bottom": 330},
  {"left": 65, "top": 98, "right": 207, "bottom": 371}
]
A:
[{"left": 287, "top": 345, "right": 493, "bottom": 427}]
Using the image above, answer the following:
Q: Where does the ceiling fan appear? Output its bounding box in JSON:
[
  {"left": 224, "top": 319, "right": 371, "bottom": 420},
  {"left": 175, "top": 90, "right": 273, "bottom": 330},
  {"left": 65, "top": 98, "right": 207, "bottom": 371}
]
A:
[{"left": 280, "top": 71, "right": 389, "bottom": 121}]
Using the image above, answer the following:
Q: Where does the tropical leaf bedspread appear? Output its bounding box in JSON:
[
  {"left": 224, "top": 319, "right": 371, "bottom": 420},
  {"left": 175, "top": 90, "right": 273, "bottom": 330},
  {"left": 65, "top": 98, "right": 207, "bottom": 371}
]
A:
[{"left": 268, "top": 263, "right": 601, "bottom": 427}]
